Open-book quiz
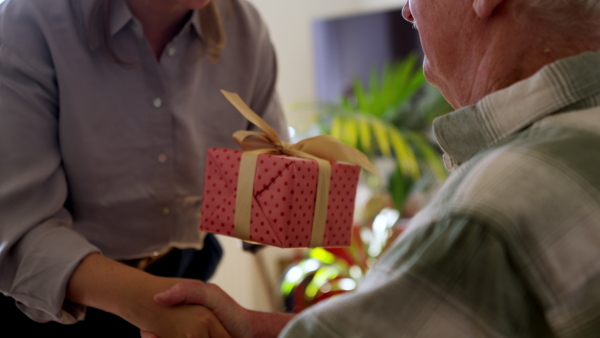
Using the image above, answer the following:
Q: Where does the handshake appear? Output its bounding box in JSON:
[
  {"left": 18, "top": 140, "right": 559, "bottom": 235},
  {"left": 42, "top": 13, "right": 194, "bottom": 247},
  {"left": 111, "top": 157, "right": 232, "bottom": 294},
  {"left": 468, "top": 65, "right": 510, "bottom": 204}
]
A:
[{"left": 138, "top": 282, "right": 295, "bottom": 338}]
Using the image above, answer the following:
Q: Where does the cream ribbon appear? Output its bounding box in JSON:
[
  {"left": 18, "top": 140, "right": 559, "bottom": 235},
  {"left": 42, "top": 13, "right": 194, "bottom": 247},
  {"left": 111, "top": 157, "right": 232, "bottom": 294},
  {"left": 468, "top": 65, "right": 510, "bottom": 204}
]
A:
[{"left": 222, "top": 90, "right": 378, "bottom": 247}]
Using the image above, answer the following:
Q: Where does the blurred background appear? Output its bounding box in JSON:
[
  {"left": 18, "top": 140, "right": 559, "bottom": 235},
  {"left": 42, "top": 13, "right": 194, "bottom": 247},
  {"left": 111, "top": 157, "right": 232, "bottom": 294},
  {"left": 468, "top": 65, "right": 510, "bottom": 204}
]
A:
[{"left": 211, "top": 0, "right": 453, "bottom": 314}]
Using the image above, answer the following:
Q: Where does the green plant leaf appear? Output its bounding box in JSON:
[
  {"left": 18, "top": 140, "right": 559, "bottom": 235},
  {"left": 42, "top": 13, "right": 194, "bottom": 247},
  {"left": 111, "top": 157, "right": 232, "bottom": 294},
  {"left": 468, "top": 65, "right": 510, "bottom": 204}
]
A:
[
  {"left": 301, "top": 53, "right": 453, "bottom": 213},
  {"left": 388, "top": 165, "right": 414, "bottom": 213},
  {"left": 343, "top": 116, "right": 359, "bottom": 148},
  {"left": 408, "top": 132, "right": 447, "bottom": 180},
  {"left": 389, "top": 128, "right": 419, "bottom": 179},
  {"left": 357, "top": 115, "right": 372, "bottom": 154},
  {"left": 340, "top": 96, "right": 353, "bottom": 111},
  {"left": 353, "top": 78, "right": 368, "bottom": 114},
  {"left": 368, "top": 69, "right": 379, "bottom": 112},
  {"left": 331, "top": 115, "right": 343, "bottom": 140},
  {"left": 371, "top": 118, "right": 391, "bottom": 157}
]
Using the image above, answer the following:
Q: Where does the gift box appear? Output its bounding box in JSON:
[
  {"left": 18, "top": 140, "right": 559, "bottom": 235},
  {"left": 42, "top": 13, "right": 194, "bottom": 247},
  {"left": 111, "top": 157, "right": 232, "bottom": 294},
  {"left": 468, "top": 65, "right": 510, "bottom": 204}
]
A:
[
  {"left": 199, "top": 90, "right": 377, "bottom": 248},
  {"left": 200, "top": 148, "right": 361, "bottom": 248}
]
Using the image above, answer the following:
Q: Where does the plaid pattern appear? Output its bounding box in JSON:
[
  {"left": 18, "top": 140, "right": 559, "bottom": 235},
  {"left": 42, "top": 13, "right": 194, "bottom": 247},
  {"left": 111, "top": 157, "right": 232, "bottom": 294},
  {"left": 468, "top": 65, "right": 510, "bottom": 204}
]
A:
[{"left": 281, "top": 50, "right": 600, "bottom": 337}]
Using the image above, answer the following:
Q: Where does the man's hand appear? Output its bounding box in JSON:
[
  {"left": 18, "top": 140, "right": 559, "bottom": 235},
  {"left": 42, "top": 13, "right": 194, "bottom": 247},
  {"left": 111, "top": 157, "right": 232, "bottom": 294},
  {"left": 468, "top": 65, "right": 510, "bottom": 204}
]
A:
[
  {"left": 139, "top": 303, "right": 231, "bottom": 338},
  {"left": 150, "top": 282, "right": 296, "bottom": 338},
  {"left": 151, "top": 282, "right": 252, "bottom": 338}
]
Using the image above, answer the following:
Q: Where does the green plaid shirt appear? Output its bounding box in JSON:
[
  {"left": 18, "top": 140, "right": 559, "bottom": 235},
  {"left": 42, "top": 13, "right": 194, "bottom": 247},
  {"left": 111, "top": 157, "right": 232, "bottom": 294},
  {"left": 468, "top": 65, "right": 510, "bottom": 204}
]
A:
[{"left": 281, "top": 50, "right": 600, "bottom": 337}]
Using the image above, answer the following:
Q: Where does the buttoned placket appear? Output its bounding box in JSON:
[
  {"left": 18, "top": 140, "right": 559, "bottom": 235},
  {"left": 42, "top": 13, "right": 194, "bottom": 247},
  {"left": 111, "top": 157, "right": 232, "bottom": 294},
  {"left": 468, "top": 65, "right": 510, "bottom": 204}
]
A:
[
  {"left": 153, "top": 30, "right": 193, "bottom": 220},
  {"left": 166, "top": 45, "right": 177, "bottom": 57},
  {"left": 130, "top": 20, "right": 177, "bottom": 218},
  {"left": 151, "top": 90, "right": 171, "bottom": 217}
]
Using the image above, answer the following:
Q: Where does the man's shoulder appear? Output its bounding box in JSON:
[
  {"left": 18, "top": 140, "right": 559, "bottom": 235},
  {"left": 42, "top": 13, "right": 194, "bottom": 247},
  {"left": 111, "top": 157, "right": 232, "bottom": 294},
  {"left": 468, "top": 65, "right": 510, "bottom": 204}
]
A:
[
  {"left": 444, "top": 116, "right": 600, "bottom": 229},
  {"left": 486, "top": 110, "right": 600, "bottom": 184},
  {"left": 469, "top": 113, "right": 600, "bottom": 187}
]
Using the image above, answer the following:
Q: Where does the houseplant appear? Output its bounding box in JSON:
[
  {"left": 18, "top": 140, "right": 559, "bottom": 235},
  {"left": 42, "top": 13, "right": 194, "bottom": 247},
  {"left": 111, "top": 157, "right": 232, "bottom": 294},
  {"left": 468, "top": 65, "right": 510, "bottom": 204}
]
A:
[
  {"left": 280, "top": 54, "right": 453, "bottom": 312},
  {"left": 313, "top": 53, "right": 451, "bottom": 212}
]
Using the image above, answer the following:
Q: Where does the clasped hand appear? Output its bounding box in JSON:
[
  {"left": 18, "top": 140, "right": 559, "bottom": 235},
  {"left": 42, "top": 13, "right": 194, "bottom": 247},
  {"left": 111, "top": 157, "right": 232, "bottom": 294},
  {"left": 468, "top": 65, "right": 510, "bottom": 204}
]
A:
[{"left": 139, "top": 282, "right": 252, "bottom": 338}]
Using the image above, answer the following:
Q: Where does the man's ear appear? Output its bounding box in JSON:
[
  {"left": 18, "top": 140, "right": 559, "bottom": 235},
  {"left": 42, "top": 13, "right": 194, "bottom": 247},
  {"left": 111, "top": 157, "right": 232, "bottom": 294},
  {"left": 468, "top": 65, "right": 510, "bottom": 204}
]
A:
[{"left": 472, "top": 0, "right": 505, "bottom": 19}]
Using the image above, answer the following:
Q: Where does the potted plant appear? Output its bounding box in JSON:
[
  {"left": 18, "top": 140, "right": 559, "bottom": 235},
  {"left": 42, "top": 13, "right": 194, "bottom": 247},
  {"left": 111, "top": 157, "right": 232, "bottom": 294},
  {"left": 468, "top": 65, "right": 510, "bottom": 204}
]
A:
[
  {"left": 280, "top": 54, "right": 453, "bottom": 312},
  {"left": 311, "top": 53, "right": 451, "bottom": 213}
]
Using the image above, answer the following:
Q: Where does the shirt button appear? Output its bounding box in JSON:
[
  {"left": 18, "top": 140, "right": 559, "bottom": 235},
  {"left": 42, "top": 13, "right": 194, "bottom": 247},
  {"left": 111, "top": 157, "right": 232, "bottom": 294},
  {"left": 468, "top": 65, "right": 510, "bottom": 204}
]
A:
[
  {"left": 158, "top": 153, "right": 168, "bottom": 163},
  {"left": 167, "top": 46, "right": 176, "bottom": 56},
  {"left": 152, "top": 97, "right": 162, "bottom": 108},
  {"left": 161, "top": 207, "right": 170, "bottom": 215}
]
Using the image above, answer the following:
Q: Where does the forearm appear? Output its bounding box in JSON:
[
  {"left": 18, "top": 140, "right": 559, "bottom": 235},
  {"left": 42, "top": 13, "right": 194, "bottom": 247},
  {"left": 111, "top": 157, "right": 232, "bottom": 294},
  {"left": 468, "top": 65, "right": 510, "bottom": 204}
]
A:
[
  {"left": 247, "top": 310, "right": 296, "bottom": 338},
  {"left": 66, "top": 253, "right": 182, "bottom": 329}
]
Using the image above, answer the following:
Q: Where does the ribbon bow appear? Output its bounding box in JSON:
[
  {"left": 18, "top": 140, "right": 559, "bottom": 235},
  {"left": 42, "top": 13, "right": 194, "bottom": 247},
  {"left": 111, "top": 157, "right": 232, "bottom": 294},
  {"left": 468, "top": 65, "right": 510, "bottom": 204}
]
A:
[{"left": 222, "top": 90, "right": 378, "bottom": 247}]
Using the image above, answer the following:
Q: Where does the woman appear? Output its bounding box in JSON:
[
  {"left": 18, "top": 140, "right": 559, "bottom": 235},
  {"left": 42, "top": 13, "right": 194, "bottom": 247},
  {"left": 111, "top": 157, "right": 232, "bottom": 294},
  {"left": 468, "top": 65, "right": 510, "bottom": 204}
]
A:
[{"left": 0, "top": 0, "right": 288, "bottom": 336}]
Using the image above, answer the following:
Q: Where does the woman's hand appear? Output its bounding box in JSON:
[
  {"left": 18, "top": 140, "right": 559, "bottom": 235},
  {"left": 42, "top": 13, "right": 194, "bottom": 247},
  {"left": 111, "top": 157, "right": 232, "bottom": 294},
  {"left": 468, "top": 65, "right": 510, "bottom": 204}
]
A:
[{"left": 66, "top": 254, "right": 231, "bottom": 337}]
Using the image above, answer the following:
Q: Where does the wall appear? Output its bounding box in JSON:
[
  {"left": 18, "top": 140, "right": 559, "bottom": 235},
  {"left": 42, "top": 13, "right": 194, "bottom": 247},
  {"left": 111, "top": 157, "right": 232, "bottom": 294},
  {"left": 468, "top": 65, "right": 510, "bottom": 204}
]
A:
[{"left": 248, "top": 0, "right": 407, "bottom": 107}]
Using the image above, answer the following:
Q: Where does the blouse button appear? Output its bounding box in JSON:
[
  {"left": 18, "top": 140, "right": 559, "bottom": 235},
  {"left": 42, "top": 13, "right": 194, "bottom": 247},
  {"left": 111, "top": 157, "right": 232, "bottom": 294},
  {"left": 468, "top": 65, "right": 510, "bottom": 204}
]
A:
[
  {"left": 158, "top": 153, "right": 168, "bottom": 163},
  {"left": 152, "top": 97, "right": 162, "bottom": 108}
]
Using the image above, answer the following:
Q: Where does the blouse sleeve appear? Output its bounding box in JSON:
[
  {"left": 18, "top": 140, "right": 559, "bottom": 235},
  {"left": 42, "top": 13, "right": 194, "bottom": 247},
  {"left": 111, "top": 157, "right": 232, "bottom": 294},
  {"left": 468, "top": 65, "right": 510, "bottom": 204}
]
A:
[{"left": 0, "top": 0, "right": 99, "bottom": 324}]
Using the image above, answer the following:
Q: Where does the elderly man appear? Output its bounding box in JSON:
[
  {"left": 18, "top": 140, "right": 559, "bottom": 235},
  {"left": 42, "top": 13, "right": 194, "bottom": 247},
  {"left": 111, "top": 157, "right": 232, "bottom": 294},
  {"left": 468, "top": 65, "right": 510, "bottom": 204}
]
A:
[{"left": 147, "top": 0, "right": 600, "bottom": 336}]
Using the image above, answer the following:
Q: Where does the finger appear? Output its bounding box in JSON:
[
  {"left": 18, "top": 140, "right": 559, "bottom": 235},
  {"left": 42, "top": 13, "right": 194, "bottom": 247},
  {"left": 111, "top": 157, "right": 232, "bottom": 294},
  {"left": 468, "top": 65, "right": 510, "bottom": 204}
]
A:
[
  {"left": 158, "top": 283, "right": 236, "bottom": 315},
  {"left": 155, "top": 284, "right": 248, "bottom": 337},
  {"left": 154, "top": 282, "right": 209, "bottom": 307},
  {"left": 139, "top": 330, "right": 159, "bottom": 338}
]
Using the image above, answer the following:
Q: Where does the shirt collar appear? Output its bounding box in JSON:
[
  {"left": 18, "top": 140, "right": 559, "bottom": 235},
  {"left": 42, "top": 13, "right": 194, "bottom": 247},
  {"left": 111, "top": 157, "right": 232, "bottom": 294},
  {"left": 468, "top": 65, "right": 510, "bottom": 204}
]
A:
[
  {"left": 81, "top": 0, "right": 203, "bottom": 50},
  {"left": 80, "top": 0, "right": 132, "bottom": 50},
  {"left": 108, "top": 0, "right": 133, "bottom": 37},
  {"left": 433, "top": 49, "right": 600, "bottom": 170},
  {"left": 189, "top": 9, "right": 204, "bottom": 39}
]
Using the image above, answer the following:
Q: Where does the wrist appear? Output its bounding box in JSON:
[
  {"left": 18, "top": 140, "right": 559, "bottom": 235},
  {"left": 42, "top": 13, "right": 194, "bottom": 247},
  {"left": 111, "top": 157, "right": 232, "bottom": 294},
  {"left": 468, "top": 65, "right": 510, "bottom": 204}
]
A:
[
  {"left": 115, "top": 275, "right": 187, "bottom": 327},
  {"left": 248, "top": 310, "right": 296, "bottom": 338},
  {"left": 66, "top": 254, "right": 181, "bottom": 328}
]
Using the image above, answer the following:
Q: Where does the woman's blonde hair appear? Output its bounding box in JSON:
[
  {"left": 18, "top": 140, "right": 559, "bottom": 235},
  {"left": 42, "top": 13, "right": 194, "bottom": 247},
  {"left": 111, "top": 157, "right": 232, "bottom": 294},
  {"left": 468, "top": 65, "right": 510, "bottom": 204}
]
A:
[
  {"left": 199, "top": 1, "right": 226, "bottom": 62},
  {"left": 88, "top": 0, "right": 226, "bottom": 64}
]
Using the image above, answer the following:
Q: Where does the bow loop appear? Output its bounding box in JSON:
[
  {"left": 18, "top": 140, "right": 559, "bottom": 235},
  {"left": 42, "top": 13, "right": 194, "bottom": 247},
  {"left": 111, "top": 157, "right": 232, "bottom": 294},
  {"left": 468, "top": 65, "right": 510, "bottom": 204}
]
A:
[
  {"left": 233, "top": 130, "right": 276, "bottom": 151},
  {"left": 222, "top": 90, "right": 379, "bottom": 175},
  {"left": 289, "top": 135, "right": 378, "bottom": 176},
  {"left": 224, "top": 90, "right": 284, "bottom": 149}
]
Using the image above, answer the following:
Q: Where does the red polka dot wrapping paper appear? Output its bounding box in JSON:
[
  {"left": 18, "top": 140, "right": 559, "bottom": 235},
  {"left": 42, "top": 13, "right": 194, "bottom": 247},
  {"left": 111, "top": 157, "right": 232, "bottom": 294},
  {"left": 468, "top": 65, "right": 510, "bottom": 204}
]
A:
[{"left": 200, "top": 148, "right": 361, "bottom": 248}]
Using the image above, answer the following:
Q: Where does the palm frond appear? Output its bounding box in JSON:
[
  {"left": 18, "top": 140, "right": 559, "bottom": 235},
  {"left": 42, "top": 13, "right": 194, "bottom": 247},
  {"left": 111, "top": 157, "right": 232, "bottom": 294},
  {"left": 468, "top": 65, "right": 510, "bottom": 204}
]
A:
[
  {"left": 407, "top": 132, "right": 447, "bottom": 180},
  {"left": 357, "top": 115, "right": 372, "bottom": 153},
  {"left": 343, "top": 116, "right": 359, "bottom": 149},
  {"left": 304, "top": 54, "right": 453, "bottom": 212},
  {"left": 371, "top": 118, "right": 392, "bottom": 157},
  {"left": 389, "top": 128, "right": 419, "bottom": 179},
  {"left": 330, "top": 115, "right": 343, "bottom": 141}
]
